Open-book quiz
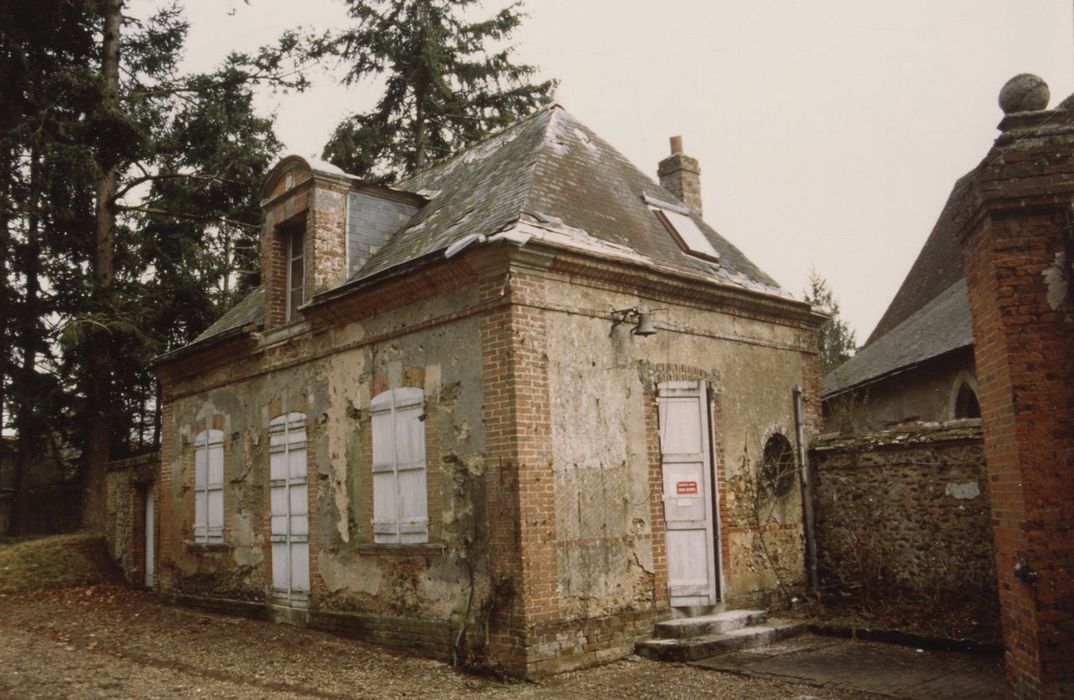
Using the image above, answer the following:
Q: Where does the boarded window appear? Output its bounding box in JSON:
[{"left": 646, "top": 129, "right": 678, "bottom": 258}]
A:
[
  {"left": 286, "top": 226, "right": 305, "bottom": 322},
  {"left": 194, "top": 428, "right": 224, "bottom": 543},
  {"left": 370, "top": 387, "right": 428, "bottom": 544}
]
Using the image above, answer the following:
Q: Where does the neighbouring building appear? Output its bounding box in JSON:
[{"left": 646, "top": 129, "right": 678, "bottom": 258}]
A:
[
  {"left": 0, "top": 435, "right": 80, "bottom": 536},
  {"left": 150, "top": 104, "right": 824, "bottom": 677},
  {"left": 821, "top": 192, "right": 980, "bottom": 432}
]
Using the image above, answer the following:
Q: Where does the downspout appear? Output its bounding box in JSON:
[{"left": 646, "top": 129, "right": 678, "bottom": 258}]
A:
[{"left": 794, "top": 386, "right": 819, "bottom": 596}]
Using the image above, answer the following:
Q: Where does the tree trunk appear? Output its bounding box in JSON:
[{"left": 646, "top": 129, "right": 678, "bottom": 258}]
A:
[
  {"left": 12, "top": 150, "right": 42, "bottom": 536},
  {"left": 0, "top": 143, "right": 11, "bottom": 535},
  {"left": 83, "top": 0, "right": 123, "bottom": 530},
  {"left": 414, "top": 80, "right": 426, "bottom": 169}
]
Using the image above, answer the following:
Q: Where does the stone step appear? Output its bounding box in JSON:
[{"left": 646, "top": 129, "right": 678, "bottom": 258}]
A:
[
  {"left": 636, "top": 621, "right": 806, "bottom": 662},
  {"left": 654, "top": 609, "right": 767, "bottom": 639}
]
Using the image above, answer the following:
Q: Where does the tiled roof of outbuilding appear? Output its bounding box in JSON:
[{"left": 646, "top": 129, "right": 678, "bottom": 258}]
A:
[{"left": 823, "top": 279, "right": 972, "bottom": 396}]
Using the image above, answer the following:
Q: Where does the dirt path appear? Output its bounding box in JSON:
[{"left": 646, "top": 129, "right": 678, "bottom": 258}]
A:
[{"left": 0, "top": 585, "right": 878, "bottom": 699}]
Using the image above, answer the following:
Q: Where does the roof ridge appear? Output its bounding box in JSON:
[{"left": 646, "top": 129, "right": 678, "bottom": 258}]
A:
[{"left": 396, "top": 103, "right": 561, "bottom": 186}]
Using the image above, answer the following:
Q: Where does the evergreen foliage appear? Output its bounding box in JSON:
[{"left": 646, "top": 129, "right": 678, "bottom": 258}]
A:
[
  {"left": 804, "top": 269, "right": 858, "bottom": 375},
  {"left": 0, "top": 0, "right": 302, "bottom": 531},
  {"left": 317, "top": 0, "right": 553, "bottom": 181}
]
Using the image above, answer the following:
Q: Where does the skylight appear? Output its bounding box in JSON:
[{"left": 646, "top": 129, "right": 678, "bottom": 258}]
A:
[{"left": 653, "top": 207, "right": 720, "bottom": 262}]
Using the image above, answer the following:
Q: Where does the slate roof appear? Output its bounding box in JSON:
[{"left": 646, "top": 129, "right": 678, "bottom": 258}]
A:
[
  {"left": 169, "top": 104, "right": 787, "bottom": 361},
  {"left": 823, "top": 170, "right": 978, "bottom": 397},
  {"left": 188, "top": 286, "right": 265, "bottom": 346},
  {"left": 865, "top": 170, "right": 977, "bottom": 344},
  {"left": 347, "top": 105, "right": 779, "bottom": 290}
]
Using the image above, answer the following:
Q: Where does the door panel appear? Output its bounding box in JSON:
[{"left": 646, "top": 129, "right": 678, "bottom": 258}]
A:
[{"left": 659, "top": 380, "right": 718, "bottom": 607}]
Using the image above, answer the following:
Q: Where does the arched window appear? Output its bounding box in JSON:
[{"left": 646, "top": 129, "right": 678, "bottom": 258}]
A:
[
  {"left": 954, "top": 382, "right": 981, "bottom": 419},
  {"left": 761, "top": 433, "right": 796, "bottom": 498},
  {"left": 371, "top": 387, "right": 428, "bottom": 544}
]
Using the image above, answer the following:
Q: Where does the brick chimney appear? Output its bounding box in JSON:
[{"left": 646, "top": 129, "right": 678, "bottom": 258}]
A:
[{"left": 658, "top": 135, "right": 702, "bottom": 217}]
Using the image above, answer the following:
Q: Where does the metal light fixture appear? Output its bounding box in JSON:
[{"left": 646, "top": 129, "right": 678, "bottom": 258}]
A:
[{"left": 610, "top": 306, "right": 658, "bottom": 337}]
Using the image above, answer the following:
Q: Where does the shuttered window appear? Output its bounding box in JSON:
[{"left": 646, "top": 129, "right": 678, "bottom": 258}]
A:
[
  {"left": 370, "top": 387, "right": 428, "bottom": 544},
  {"left": 269, "top": 412, "right": 309, "bottom": 605},
  {"left": 193, "top": 428, "right": 224, "bottom": 543}
]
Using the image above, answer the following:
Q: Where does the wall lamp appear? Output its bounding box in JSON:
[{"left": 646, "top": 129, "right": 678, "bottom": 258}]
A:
[{"left": 610, "top": 306, "right": 658, "bottom": 337}]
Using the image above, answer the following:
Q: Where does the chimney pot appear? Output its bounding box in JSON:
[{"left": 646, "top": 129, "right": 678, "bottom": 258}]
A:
[{"left": 669, "top": 135, "right": 683, "bottom": 155}]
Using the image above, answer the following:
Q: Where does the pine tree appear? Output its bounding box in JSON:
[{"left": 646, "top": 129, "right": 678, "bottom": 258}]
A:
[
  {"left": 804, "top": 269, "right": 858, "bottom": 375},
  {"left": 1, "top": 0, "right": 303, "bottom": 529},
  {"left": 317, "top": 0, "right": 553, "bottom": 181}
]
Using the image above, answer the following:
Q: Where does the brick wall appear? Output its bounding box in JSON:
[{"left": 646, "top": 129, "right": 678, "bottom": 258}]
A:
[{"left": 810, "top": 422, "right": 997, "bottom": 639}]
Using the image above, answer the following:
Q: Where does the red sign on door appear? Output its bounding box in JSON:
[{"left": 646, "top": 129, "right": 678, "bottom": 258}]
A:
[{"left": 676, "top": 480, "right": 698, "bottom": 495}]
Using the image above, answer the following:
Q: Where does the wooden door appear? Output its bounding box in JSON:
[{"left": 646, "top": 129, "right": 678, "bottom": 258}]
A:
[
  {"left": 269, "top": 412, "right": 309, "bottom": 608},
  {"left": 658, "top": 380, "right": 718, "bottom": 607}
]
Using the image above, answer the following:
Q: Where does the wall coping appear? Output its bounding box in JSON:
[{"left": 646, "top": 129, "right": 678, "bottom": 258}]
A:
[
  {"left": 813, "top": 419, "right": 982, "bottom": 452},
  {"left": 106, "top": 452, "right": 160, "bottom": 473}
]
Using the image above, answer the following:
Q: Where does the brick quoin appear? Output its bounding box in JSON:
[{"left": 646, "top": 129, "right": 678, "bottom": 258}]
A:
[
  {"left": 479, "top": 265, "right": 559, "bottom": 676},
  {"left": 956, "top": 94, "right": 1074, "bottom": 698}
]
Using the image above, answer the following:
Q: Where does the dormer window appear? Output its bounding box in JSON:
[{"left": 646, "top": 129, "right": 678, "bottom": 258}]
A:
[{"left": 286, "top": 225, "right": 305, "bottom": 322}]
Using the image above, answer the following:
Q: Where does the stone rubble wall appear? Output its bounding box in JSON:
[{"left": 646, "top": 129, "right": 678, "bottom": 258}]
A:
[{"left": 810, "top": 420, "right": 997, "bottom": 630}]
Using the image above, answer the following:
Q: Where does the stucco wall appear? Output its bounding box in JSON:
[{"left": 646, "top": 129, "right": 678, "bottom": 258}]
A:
[
  {"left": 159, "top": 278, "right": 488, "bottom": 657},
  {"left": 540, "top": 268, "right": 816, "bottom": 613},
  {"left": 810, "top": 420, "right": 998, "bottom": 636}
]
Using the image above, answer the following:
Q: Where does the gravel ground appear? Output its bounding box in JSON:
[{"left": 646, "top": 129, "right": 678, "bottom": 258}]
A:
[{"left": 0, "top": 585, "right": 881, "bottom": 699}]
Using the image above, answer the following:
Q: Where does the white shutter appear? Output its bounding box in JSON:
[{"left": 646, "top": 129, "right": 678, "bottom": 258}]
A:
[
  {"left": 194, "top": 431, "right": 208, "bottom": 542},
  {"left": 371, "top": 388, "right": 428, "bottom": 544},
  {"left": 269, "top": 413, "right": 309, "bottom": 606},
  {"left": 194, "top": 428, "right": 225, "bottom": 543}
]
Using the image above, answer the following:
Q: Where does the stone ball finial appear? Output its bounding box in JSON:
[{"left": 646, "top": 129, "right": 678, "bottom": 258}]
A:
[{"left": 999, "top": 73, "right": 1050, "bottom": 114}]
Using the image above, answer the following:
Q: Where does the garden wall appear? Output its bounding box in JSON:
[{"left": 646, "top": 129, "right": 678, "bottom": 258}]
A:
[{"left": 810, "top": 419, "right": 999, "bottom": 640}]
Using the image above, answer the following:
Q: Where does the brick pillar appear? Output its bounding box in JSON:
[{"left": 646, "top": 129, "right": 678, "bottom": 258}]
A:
[
  {"left": 479, "top": 261, "right": 559, "bottom": 676},
  {"left": 657, "top": 135, "right": 702, "bottom": 217},
  {"left": 955, "top": 81, "right": 1074, "bottom": 697}
]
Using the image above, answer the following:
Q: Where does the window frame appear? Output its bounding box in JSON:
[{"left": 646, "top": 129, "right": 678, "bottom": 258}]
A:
[{"left": 285, "top": 224, "right": 305, "bottom": 323}]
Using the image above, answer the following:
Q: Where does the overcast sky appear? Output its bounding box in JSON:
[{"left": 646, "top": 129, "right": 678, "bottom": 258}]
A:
[{"left": 148, "top": 0, "right": 1074, "bottom": 340}]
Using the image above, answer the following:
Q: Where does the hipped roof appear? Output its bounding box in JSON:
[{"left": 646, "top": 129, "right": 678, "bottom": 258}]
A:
[{"left": 183, "top": 104, "right": 789, "bottom": 355}]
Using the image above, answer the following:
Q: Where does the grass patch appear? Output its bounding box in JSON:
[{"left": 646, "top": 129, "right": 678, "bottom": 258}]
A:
[{"left": 0, "top": 532, "right": 119, "bottom": 595}]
